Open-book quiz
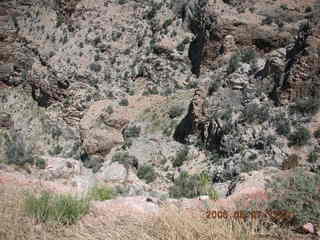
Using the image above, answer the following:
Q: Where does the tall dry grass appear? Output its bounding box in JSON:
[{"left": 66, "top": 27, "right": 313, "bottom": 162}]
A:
[{"left": 0, "top": 183, "right": 300, "bottom": 240}]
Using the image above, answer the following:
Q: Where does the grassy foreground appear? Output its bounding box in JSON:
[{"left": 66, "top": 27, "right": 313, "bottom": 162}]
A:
[{"left": 0, "top": 183, "right": 306, "bottom": 240}]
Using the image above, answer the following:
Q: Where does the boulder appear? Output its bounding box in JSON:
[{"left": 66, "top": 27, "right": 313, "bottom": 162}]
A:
[{"left": 79, "top": 100, "right": 130, "bottom": 170}]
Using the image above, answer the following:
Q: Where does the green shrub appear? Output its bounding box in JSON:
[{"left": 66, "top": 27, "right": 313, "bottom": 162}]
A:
[
  {"left": 290, "top": 97, "right": 320, "bottom": 115},
  {"left": 172, "top": 146, "right": 189, "bottom": 167},
  {"left": 123, "top": 125, "right": 141, "bottom": 138},
  {"left": 119, "top": 98, "right": 129, "bottom": 106},
  {"left": 308, "top": 151, "right": 318, "bottom": 163},
  {"left": 241, "top": 103, "right": 270, "bottom": 124},
  {"left": 240, "top": 48, "right": 257, "bottom": 64},
  {"left": 227, "top": 53, "right": 241, "bottom": 74},
  {"left": 5, "top": 133, "right": 33, "bottom": 166},
  {"left": 118, "top": 0, "right": 127, "bottom": 5},
  {"left": 275, "top": 119, "right": 291, "bottom": 136},
  {"left": 112, "top": 151, "right": 138, "bottom": 169},
  {"left": 280, "top": 4, "right": 288, "bottom": 10},
  {"left": 56, "top": 15, "right": 64, "bottom": 27},
  {"left": 162, "top": 18, "right": 173, "bottom": 29},
  {"left": 168, "top": 105, "right": 184, "bottom": 119},
  {"left": 106, "top": 105, "right": 114, "bottom": 114},
  {"left": 288, "top": 127, "right": 311, "bottom": 146},
  {"left": 137, "top": 164, "right": 156, "bottom": 183},
  {"left": 25, "top": 191, "right": 89, "bottom": 225},
  {"left": 169, "top": 171, "right": 216, "bottom": 199},
  {"left": 89, "top": 185, "right": 116, "bottom": 201},
  {"left": 266, "top": 168, "right": 320, "bottom": 226},
  {"left": 35, "top": 157, "right": 46, "bottom": 169}
]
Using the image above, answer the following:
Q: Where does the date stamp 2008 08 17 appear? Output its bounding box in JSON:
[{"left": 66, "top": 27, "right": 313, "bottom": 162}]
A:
[{"left": 205, "top": 210, "right": 294, "bottom": 220}]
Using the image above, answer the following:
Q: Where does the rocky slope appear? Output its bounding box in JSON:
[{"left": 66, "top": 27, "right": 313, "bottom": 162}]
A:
[{"left": 1, "top": 0, "right": 320, "bottom": 224}]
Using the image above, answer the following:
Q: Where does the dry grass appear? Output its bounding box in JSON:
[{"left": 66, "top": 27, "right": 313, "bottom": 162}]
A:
[{"left": 0, "top": 182, "right": 304, "bottom": 240}]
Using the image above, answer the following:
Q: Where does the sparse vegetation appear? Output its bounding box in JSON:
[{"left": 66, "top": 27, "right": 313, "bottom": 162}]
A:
[
  {"left": 169, "top": 171, "right": 217, "bottom": 199},
  {"left": 123, "top": 125, "right": 141, "bottom": 138},
  {"left": 227, "top": 52, "right": 241, "bottom": 74},
  {"left": 35, "top": 157, "right": 46, "bottom": 169},
  {"left": 24, "top": 191, "right": 89, "bottom": 225},
  {"left": 266, "top": 168, "right": 320, "bottom": 226},
  {"left": 106, "top": 105, "right": 114, "bottom": 114},
  {"left": 275, "top": 119, "right": 291, "bottom": 136},
  {"left": 241, "top": 103, "right": 270, "bottom": 124},
  {"left": 288, "top": 127, "right": 311, "bottom": 147},
  {"left": 56, "top": 14, "right": 64, "bottom": 27},
  {"left": 5, "top": 133, "right": 33, "bottom": 166},
  {"left": 119, "top": 98, "right": 129, "bottom": 106},
  {"left": 89, "top": 185, "right": 116, "bottom": 201},
  {"left": 308, "top": 151, "right": 318, "bottom": 163},
  {"left": 240, "top": 48, "right": 257, "bottom": 64},
  {"left": 172, "top": 146, "right": 189, "bottom": 167},
  {"left": 168, "top": 105, "right": 184, "bottom": 119},
  {"left": 280, "top": 4, "right": 288, "bottom": 10},
  {"left": 290, "top": 97, "right": 320, "bottom": 116},
  {"left": 137, "top": 164, "right": 156, "bottom": 183}
]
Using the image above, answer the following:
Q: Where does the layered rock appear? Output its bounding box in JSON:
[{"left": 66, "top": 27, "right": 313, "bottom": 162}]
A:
[{"left": 260, "top": 21, "right": 320, "bottom": 104}]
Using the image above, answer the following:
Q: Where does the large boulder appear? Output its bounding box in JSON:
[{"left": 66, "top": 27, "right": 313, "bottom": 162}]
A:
[{"left": 79, "top": 100, "right": 129, "bottom": 170}]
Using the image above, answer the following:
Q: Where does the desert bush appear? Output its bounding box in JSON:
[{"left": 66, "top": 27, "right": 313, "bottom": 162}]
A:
[
  {"left": 5, "top": 133, "right": 33, "bottom": 166},
  {"left": 290, "top": 97, "right": 320, "bottom": 115},
  {"left": 106, "top": 105, "right": 113, "bottom": 114},
  {"left": 112, "top": 151, "right": 138, "bottom": 169},
  {"left": 123, "top": 125, "right": 141, "bottom": 138},
  {"left": 56, "top": 14, "right": 64, "bottom": 27},
  {"left": 137, "top": 164, "right": 156, "bottom": 183},
  {"left": 34, "top": 157, "right": 46, "bottom": 169},
  {"left": 89, "top": 185, "right": 116, "bottom": 201},
  {"left": 241, "top": 103, "right": 270, "bottom": 124},
  {"left": 119, "top": 98, "right": 129, "bottom": 106},
  {"left": 24, "top": 191, "right": 89, "bottom": 225},
  {"left": 308, "top": 151, "right": 318, "bottom": 163},
  {"left": 288, "top": 127, "right": 311, "bottom": 146},
  {"left": 169, "top": 171, "right": 216, "bottom": 199},
  {"left": 168, "top": 105, "right": 184, "bottom": 119},
  {"left": 227, "top": 52, "right": 241, "bottom": 74},
  {"left": 240, "top": 48, "right": 257, "bottom": 64},
  {"left": 266, "top": 168, "right": 320, "bottom": 226},
  {"left": 172, "top": 146, "right": 189, "bottom": 167},
  {"left": 275, "top": 121, "right": 291, "bottom": 136}
]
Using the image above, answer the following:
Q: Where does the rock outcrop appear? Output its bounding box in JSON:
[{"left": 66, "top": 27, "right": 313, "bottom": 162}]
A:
[
  {"left": 174, "top": 86, "right": 210, "bottom": 144},
  {"left": 79, "top": 100, "right": 129, "bottom": 171}
]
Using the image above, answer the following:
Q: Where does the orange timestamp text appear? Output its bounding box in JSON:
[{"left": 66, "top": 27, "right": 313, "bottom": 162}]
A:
[{"left": 205, "top": 210, "right": 294, "bottom": 220}]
